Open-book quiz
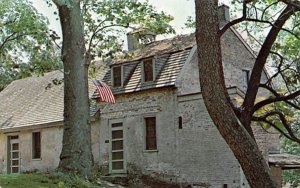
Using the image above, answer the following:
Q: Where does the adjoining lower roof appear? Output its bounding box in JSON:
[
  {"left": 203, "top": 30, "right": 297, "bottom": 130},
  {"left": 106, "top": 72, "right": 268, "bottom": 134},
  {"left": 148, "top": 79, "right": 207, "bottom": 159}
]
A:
[
  {"left": 0, "top": 71, "right": 64, "bottom": 130},
  {"left": 269, "top": 153, "right": 300, "bottom": 169},
  {"left": 0, "top": 63, "right": 108, "bottom": 131}
]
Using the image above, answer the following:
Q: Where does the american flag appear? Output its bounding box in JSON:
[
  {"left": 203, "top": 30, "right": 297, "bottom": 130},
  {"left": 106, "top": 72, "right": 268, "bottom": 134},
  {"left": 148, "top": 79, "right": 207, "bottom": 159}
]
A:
[{"left": 92, "top": 80, "right": 116, "bottom": 104}]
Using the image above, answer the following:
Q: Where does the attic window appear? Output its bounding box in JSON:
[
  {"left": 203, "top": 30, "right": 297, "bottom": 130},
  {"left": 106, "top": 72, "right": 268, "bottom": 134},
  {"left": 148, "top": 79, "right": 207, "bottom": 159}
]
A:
[
  {"left": 142, "top": 59, "right": 155, "bottom": 82},
  {"left": 242, "top": 69, "right": 250, "bottom": 91},
  {"left": 113, "top": 66, "right": 122, "bottom": 87}
]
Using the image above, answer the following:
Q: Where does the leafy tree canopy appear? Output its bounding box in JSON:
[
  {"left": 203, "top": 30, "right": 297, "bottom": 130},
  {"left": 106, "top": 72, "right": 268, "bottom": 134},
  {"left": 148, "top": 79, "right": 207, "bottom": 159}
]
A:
[
  {"left": 0, "top": 0, "right": 62, "bottom": 91},
  {"left": 81, "top": 0, "right": 175, "bottom": 61}
]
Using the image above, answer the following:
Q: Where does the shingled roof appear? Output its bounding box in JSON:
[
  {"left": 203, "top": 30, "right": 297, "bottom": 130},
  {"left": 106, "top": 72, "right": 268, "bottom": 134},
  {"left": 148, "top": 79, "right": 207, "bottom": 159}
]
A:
[
  {"left": 0, "top": 71, "right": 64, "bottom": 131},
  {"left": 0, "top": 33, "right": 196, "bottom": 131},
  {"left": 116, "top": 33, "right": 195, "bottom": 63},
  {"left": 90, "top": 34, "right": 196, "bottom": 98},
  {"left": 269, "top": 153, "right": 300, "bottom": 169},
  {"left": 0, "top": 63, "right": 108, "bottom": 131}
]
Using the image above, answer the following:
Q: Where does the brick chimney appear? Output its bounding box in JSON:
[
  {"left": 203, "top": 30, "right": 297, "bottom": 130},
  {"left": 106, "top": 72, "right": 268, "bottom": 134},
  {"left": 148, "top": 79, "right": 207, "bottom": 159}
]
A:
[
  {"left": 218, "top": 4, "right": 230, "bottom": 27},
  {"left": 127, "top": 29, "right": 156, "bottom": 51}
]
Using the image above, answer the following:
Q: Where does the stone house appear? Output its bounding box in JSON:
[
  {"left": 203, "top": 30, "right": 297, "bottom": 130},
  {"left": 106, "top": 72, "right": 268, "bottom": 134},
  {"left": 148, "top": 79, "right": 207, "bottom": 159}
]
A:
[{"left": 1, "top": 5, "right": 300, "bottom": 187}]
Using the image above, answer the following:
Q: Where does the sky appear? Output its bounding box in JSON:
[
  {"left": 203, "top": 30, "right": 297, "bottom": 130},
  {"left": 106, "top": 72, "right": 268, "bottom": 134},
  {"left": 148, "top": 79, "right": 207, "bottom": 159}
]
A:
[{"left": 30, "top": 0, "right": 229, "bottom": 38}]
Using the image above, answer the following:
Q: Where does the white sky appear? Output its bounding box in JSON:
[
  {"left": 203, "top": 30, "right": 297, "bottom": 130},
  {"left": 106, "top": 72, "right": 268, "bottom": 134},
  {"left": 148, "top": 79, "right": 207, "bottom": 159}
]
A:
[{"left": 31, "top": 0, "right": 230, "bottom": 37}]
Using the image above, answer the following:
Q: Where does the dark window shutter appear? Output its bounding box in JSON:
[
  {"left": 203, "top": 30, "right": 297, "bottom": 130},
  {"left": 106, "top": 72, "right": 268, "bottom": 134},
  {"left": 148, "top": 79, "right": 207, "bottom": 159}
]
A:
[{"left": 145, "top": 117, "right": 157, "bottom": 150}]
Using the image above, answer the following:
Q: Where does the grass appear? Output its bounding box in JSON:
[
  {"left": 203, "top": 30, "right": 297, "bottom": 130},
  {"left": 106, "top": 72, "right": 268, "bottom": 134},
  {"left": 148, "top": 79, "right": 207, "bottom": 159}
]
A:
[{"left": 0, "top": 173, "right": 103, "bottom": 188}]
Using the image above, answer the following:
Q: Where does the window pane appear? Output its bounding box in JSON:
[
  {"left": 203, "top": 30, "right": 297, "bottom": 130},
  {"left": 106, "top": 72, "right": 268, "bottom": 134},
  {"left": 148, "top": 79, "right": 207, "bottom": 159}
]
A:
[
  {"left": 10, "top": 136, "right": 19, "bottom": 140},
  {"left": 144, "top": 59, "right": 153, "bottom": 82},
  {"left": 113, "top": 66, "right": 122, "bottom": 87},
  {"left": 145, "top": 117, "right": 157, "bottom": 150},
  {"left": 12, "top": 143, "right": 19, "bottom": 151},
  {"left": 112, "top": 140, "right": 123, "bottom": 150},
  {"left": 12, "top": 160, "right": 19, "bottom": 166},
  {"left": 112, "top": 123, "right": 123, "bottom": 128},
  {"left": 112, "top": 130, "right": 123, "bottom": 139},
  {"left": 112, "top": 151, "right": 124, "bottom": 160},
  {"left": 112, "top": 161, "right": 123, "bottom": 170},
  {"left": 12, "top": 152, "right": 19, "bottom": 159},
  {"left": 12, "top": 167, "right": 19, "bottom": 173}
]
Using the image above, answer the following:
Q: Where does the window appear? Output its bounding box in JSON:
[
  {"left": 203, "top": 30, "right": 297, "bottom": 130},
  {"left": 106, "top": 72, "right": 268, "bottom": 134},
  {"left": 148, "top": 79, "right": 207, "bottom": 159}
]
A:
[
  {"left": 143, "top": 59, "right": 154, "bottom": 82},
  {"left": 178, "top": 116, "right": 183, "bottom": 129},
  {"left": 32, "top": 132, "right": 41, "bottom": 159},
  {"left": 109, "top": 120, "right": 126, "bottom": 173},
  {"left": 242, "top": 69, "right": 250, "bottom": 91},
  {"left": 145, "top": 117, "right": 157, "bottom": 150},
  {"left": 113, "top": 66, "right": 122, "bottom": 87}
]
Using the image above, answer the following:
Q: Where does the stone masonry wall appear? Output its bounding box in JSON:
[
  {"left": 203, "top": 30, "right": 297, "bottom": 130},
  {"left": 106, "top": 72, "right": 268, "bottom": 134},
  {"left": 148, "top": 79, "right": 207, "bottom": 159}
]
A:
[
  {"left": 99, "top": 88, "right": 243, "bottom": 187},
  {"left": 0, "top": 121, "right": 100, "bottom": 174}
]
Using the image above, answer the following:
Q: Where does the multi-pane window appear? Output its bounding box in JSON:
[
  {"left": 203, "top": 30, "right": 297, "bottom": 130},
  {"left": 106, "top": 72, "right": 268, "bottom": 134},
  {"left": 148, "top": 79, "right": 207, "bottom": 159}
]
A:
[
  {"left": 113, "top": 66, "right": 122, "bottom": 87},
  {"left": 110, "top": 122, "right": 125, "bottom": 173},
  {"left": 143, "top": 59, "right": 154, "bottom": 82},
  {"left": 242, "top": 69, "right": 250, "bottom": 91},
  {"left": 32, "top": 132, "right": 41, "bottom": 159},
  {"left": 145, "top": 117, "right": 157, "bottom": 150}
]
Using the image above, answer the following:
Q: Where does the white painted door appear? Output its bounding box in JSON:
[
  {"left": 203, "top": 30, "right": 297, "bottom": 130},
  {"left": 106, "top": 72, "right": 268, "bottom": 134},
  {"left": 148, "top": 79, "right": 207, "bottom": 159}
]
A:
[{"left": 109, "top": 122, "right": 126, "bottom": 173}]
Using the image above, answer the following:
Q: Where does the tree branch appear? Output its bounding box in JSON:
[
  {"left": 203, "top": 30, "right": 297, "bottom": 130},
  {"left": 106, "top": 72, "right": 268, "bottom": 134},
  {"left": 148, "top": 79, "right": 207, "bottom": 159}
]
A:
[
  {"left": 240, "top": 5, "right": 295, "bottom": 129},
  {"left": 280, "top": 0, "right": 300, "bottom": 10},
  {"left": 253, "top": 90, "right": 300, "bottom": 111},
  {"left": 0, "top": 32, "right": 21, "bottom": 52},
  {"left": 253, "top": 116, "right": 300, "bottom": 143},
  {"left": 258, "top": 84, "right": 300, "bottom": 110}
]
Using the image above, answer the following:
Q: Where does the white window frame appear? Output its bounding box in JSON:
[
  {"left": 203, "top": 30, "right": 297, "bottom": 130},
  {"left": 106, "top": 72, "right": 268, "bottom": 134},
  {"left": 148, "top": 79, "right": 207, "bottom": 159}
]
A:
[
  {"left": 109, "top": 119, "right": 126, "bottom": 174},
  {"left": 111, "top": 66, "right": 123, "bottom": 87},
  {"left": 6, "top": 134, "right": 20, "bottom": 174},
  {"left": 141, "top": 58, "right": 155, "bottom": 82}
]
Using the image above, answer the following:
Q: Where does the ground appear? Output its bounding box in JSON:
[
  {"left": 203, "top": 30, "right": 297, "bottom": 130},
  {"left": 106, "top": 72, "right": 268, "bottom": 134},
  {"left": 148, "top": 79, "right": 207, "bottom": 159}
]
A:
[{"left": 0, "top": 173, "right": 125, "bottom": 188}]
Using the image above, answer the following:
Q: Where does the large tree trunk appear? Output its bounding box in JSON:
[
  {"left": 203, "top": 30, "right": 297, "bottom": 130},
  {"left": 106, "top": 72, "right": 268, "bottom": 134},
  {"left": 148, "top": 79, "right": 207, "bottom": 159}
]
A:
[
  {"left": 54, "top": 1, "right": 93, "bottom": 177},
  {"left": 194, "top": 0, "right": 278, "bottom": 187}
]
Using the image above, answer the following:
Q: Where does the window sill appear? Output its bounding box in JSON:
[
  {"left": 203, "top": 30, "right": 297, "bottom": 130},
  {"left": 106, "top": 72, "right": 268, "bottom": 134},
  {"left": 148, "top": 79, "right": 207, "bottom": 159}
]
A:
[
  {"left": 143, "top": 149, "right": 158, "bottom": 153},
  {"left": 31, "top": 158, "right": 42, "bottom": 161}
]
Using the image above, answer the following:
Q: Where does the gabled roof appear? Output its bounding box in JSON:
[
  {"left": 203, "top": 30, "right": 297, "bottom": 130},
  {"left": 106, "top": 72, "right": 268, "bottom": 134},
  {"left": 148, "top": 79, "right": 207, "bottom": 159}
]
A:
[
  {"left": 0, "top": 64, "right": 108, "bottom": 131},
  {"left": 0, "top": 71, "right": 64, "bottom": 131},
  {"left": 90, "top": 34, "right": 197, "bottom": 98}
]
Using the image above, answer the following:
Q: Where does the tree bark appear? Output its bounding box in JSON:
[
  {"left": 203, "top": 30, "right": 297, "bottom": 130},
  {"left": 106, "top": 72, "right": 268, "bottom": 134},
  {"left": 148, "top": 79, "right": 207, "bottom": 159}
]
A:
[
  {"left": 194, "top": 0, "right": 278, "bottom": 187},
  {"left": 54, "top": 1, "right": 93, "bottom": 177}
]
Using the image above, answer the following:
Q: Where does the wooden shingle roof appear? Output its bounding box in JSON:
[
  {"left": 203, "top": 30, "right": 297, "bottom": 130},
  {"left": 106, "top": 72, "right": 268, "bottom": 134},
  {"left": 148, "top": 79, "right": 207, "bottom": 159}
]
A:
[
  {"left": 0, "top": 34, "right": 195, "bottom": 130},
  {"left": 0, "top": 64, "right": 108, "bottom": 131},
  {"left": 0, "top": 71, "right": 64, "bottom": 130}
]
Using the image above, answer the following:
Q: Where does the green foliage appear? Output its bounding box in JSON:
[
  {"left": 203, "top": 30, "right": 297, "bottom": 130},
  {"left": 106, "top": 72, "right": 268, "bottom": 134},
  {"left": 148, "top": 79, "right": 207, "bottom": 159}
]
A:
[
  {"left": 0, "top": 0, "right": 62, "bottom": 91},
  {"left": 281, "top": 124, "right": 300, "bottom": 186},
  {"left": 82, "top": 0, "right": 175, "bottom": 60},
  {"left": 0, "top": 172, "right": 102, "bottom": 188}
]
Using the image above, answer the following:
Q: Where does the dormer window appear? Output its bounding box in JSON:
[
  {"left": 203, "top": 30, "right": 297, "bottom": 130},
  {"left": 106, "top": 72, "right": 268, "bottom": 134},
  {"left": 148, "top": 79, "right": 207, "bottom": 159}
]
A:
[
  {"left": 142, "top": 58, "right": 155, "bottom": 82},
  {"left": 112, "top": 66, "right": 122, "bottom": 87}
]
